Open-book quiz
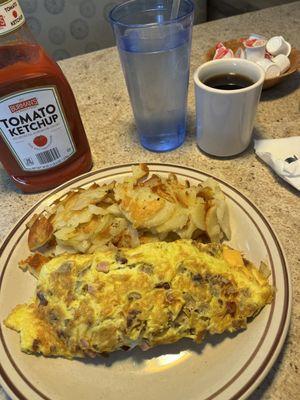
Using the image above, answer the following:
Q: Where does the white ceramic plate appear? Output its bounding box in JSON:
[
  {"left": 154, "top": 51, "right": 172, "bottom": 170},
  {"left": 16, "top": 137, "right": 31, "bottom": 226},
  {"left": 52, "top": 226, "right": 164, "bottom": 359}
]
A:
[{"left": 0, "top": 163, "right": 291, "bottom": 400}]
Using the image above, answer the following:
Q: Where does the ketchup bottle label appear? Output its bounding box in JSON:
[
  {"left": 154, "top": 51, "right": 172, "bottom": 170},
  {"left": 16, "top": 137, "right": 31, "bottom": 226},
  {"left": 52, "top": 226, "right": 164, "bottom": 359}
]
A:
[
  {"left": 0, "top": 86, "right": 76, "bottom": 171},
  {"left": 0, "top": 0, "right": 25, "bottom": 36}
]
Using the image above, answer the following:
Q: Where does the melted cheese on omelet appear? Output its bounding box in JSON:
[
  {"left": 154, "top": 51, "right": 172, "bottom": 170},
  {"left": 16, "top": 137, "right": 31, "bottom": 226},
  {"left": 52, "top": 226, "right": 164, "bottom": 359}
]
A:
[{"left": 5, "top": 240, "right": 273, "bottom": 358}]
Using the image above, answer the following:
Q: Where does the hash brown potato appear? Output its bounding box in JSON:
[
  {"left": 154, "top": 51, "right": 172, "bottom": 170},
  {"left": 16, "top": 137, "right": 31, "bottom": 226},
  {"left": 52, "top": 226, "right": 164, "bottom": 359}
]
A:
[{"left": 25, "top": 164, "right": 231, "bottom": 262}]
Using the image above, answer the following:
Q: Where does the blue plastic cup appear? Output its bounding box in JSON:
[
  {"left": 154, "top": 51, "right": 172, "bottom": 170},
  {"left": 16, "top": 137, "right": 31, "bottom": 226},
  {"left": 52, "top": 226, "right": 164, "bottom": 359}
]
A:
[{"left": 109, "top": 0, "right": 194, "bottom": 152}]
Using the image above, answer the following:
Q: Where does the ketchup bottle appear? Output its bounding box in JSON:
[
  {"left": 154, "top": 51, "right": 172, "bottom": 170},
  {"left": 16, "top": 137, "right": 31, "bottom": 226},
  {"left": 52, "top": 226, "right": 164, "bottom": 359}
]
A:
[{"left": 0, "top": 0, "right": 92, "bottom": 192}]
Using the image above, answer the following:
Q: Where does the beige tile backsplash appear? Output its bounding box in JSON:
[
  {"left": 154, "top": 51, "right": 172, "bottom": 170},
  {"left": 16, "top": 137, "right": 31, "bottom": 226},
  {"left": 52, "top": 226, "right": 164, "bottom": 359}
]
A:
[{"left": 20, "top": 0, "right": 207, "bottom": 60}]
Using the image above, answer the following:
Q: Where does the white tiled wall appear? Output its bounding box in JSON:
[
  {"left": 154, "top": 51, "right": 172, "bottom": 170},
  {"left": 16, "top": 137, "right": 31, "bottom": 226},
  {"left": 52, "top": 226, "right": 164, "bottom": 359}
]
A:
[{"left": 19, "top": 0, "right": 207, "bottom": 60}]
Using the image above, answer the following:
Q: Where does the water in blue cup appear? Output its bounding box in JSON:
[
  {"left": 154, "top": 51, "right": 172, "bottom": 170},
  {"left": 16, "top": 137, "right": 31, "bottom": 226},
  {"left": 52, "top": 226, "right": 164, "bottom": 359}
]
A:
[{"left": 109, "top": 0, "right": 194, "bottom": 152}]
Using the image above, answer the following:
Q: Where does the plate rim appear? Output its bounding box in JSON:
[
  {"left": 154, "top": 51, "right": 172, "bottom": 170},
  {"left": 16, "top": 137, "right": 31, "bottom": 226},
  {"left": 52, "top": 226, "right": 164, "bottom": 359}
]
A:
[{"left": 0, "top": 162, "right": 292, "bottom": 400}]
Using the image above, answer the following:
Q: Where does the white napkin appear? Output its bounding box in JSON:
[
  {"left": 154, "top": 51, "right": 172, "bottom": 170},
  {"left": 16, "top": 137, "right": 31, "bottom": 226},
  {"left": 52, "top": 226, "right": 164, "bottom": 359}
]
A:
[{"left": 254, "top": 137, "right": 300, "bottom": 190}]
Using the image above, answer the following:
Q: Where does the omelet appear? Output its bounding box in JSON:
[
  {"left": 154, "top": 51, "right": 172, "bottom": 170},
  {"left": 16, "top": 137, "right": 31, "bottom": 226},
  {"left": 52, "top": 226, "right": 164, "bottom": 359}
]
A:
[{"left": 5, "top": 240, "right": 273, "bottom": 358}]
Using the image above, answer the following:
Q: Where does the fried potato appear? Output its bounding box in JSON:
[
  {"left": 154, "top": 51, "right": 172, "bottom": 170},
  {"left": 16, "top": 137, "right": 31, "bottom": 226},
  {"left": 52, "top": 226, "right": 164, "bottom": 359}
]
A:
[
  {"left": 19, "top": 253, "right": 51, "bottom": 277},
  {"left": 115, "top": 164, "right": 229, "bottom": 242},
  {"left": 28, "top": 215, "right": 53, "bottom": 251},
  {"left": 25, "top": 164, "right": 231, "bottom": 259}
]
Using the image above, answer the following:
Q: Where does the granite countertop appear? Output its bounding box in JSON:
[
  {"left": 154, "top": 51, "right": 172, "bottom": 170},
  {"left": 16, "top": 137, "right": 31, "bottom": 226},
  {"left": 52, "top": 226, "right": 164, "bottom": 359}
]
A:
[{"left": 0, "top": 2, "right": 299, "bottom": 399}]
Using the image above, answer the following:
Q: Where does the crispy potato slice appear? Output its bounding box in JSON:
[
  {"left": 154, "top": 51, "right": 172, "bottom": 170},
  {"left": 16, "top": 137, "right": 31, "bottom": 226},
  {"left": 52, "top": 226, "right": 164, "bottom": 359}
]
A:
[
  {"left": 217, "top": 201, "right": 231, "bottom": 240},
  {"left": 155, "top": 208, "right": 189, "bottom": 233},
  {"left": 28, "top": 215, "right": 53, "bottom": 251},
  {"left": 69, "top": 183, "right": 115, "bottom": 211},
  {"left": 201, "top": 179, "right": 231, "bottom": 241},
  {"left": 19, "top": 253, "right": 51, "bottom": 277},
  {"left": 177, "top": 218, "right": 197, "bottom": 239},
  {"left": 205, "top": 205, "right": 222, "bottom": 242},
  {"left": 190, "top": 199, "right": 206, "bottom": 231},
  {"left": 127, "top": 198, "right": 176, "bottom": 229},
  {"left": 132, "top": 164, "right": 149, "bottom": 183},
  {"left": 140, "top": 174, "right": 162, "bottom": 189}
]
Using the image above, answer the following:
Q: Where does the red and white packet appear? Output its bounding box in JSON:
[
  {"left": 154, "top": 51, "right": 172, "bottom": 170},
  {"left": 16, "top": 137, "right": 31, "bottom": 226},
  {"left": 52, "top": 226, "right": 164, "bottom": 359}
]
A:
[
  {"left": 235, "top": 47, "right": 246, "bottom": 59},
  {"left": 213, "top": 42, "right": 234, "bottom": 60}
]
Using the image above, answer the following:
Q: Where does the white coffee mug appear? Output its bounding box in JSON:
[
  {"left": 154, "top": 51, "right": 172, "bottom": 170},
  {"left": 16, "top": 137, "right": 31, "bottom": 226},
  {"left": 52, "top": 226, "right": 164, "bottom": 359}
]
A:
[{"left": 194, "top": 59, "right": 265, "bottom": 157}]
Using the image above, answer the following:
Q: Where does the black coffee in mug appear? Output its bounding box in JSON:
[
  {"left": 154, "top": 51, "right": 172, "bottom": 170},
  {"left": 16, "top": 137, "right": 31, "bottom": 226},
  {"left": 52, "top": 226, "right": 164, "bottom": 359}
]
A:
[{"left": 204, "top": 73, "right": 254, "bottom": 90}]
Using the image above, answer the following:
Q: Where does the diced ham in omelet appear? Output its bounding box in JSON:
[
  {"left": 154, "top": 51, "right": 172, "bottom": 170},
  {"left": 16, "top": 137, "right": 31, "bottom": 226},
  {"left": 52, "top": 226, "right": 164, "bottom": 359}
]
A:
[{"left": 6, "top": 240, "right": 273, "bottom": 358}]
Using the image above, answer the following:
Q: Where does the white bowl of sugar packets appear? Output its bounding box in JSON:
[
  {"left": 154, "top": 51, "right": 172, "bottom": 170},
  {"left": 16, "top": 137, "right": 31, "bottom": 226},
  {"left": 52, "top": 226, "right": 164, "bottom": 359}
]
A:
[{"left": 205, "top": 35, "right": 300, "bottom": 89}]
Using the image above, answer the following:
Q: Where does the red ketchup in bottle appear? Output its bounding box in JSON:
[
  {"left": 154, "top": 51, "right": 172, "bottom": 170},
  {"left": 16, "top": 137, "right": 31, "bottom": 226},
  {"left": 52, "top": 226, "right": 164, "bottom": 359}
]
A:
[{"left": 0, "top": 0, "right": 92, "bottom": 192}]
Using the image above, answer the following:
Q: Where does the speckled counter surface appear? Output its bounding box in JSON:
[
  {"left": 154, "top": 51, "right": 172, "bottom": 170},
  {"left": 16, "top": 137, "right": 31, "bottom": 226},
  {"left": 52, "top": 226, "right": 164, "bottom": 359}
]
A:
[{"left": 0, "top": 2, "right": 299, "bottom": 399}]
